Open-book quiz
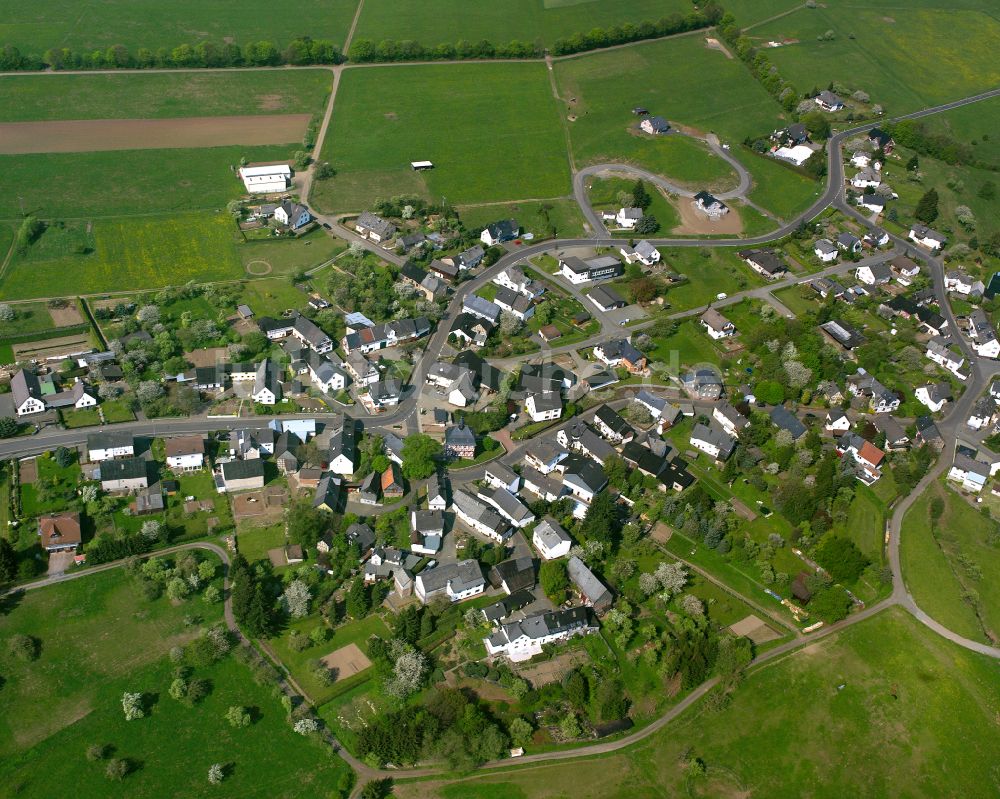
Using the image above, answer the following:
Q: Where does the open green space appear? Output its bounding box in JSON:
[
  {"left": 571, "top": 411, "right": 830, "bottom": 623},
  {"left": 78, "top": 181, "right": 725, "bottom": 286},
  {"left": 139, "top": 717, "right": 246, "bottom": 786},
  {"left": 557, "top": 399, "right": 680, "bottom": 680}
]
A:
[
  {"left": 457, "top": 200, "right": 586, "bottom": 240},
  {"left": 1, "top": 212, "right": 244, "bottom": 300},
  {"left": 0, "top": 70, "right": 331, "bottom": 122},
  {"left": 655, "top": 248, "right": 765, "bottom": 312},
  {"left": 586, "top": 175, "right": 680, "bottom": 232},
  {"left": 19, "top": 452, "right": 81, "bottom": 518},
  {"left": 646, "top": 318, "right": 722, "bottom": 368},
  {"left": 394, "top": 608, "right": 1000, "bottom": 799},
  {"left": 923, "top": 95, "right": 1000, "bottom": 166},
  {"left": 0, "top": 144, "right": 297, "bottom": 219},
  {"left": 726, "top": 0, "right": 804, "bottom": 27},
  {"left": 0, "top": 0, "right": 357, "bottom": 54},
  {"left": 0, "top": 563, "right": 352, "bottom": 798},
  {"left": 354, "top": 0, "right": 690, "bottom": 47},
  {"left": 833, "top": 485, "right": 886, "bottom": 567},
  {"left": 0, "top": 302, "right": 56, "bottom": 338},
  {"left": 751, "top": 3, "right": 1000, "bottom": 115},
  {"left": 312, "top": 63, "right": 572, "bottom": 212},
  {"left": 740, "top": 149, "right": 822, "bottom": 220},
  {"left": 901, "top": 482, "right": 1000, "bottom": 644},
  {"left": 553, "top": 36, "right": 792, "bottom": 186},
  {"left": 239, "top": 228, "right": 347, "bottom": 275},
  {"left": 236, "top": 278, "right": 312, "bottom": 317},
  {"left": 272, "top": 613, "right": 392, "bottom": 705}
]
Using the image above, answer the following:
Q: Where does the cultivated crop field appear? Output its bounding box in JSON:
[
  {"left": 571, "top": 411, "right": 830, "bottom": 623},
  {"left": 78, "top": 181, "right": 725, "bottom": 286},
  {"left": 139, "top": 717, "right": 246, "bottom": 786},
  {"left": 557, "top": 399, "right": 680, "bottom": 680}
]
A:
[
  {"left": 354, "top": 0, "right": 690, "bottom": 47},
  {"left": 312, "top": 63, "right": 572, "bottom": 212},
  {"left": 0, "top": 70, "right": 332, "bottom": 122},
  {"left": 0, "top": 213, "right": 245, "bottom": 299},
  {"left": 750, "top": 2, "right": 1000, "bottom": 115},
  {"left": 0, "top": 0, "right": 358, "bottom": 53},
  {"left": 393, "top": 609, "right": 1000, "bottom": 799}
]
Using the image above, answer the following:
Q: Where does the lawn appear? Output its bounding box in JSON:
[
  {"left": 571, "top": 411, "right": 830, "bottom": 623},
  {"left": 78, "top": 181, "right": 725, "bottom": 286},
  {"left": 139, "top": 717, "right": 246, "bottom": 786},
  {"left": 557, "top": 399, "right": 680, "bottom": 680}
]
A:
[
  {"left": 901, "top": 481, "right": 1000, "bottom": 644},
  {"left": 751, "top": 3, "right": 1000, "bottom": 115},
  {"left": 457, "top": 200, "right": 586, "bottom": 240},
  {"left": 0, "top": 564, "right": 353, "bottom": 798},
  {"left": 0, "top": 302, "right": 57, "bottom": 338},
  {"left": 646, "top": 318, "right": 723, "bottom": 369},
  {"left": 19, "top": 452, "right": 81, "bottom": 518},
  {"left": 586, "top": 175, "right": 680, "bottom": 231},
  {"left": 1, "top": 213, "right": 245, "bottom": 299},
  {"left": 353, "top": 0, "right": 691, "bottom": 47},
  {"left": 923, "top": 94, "right": 1000, "bottom": 166},
  {"left": 60, "top": 407, "right": 103, "bottom": 428},
  {"left": 1, "top": 0, "right": 357, "bottom": 53},
  {"left": 271, "top": 613, "right": 392, "bottom": 706},
  {"left": 0, "top": 144, "right": 297, "bottom": 218},
  {"left": 740, "top": 148, "right": 823, "bottom": 221},
  {"left": 393, "top": 608, "right": 1000, "bottom": 799},
  {"left": 312, "top": 62, "right": 572, "bottom": 212},
  {"left": 102, "top": 399, "right": 136, "bottom": 423},
  {"left": 238, "top": 228, "right": 347, "bottom": 276},
  {"left": 655, "top": 248, "right": 765, "bottom": 313},
  {"left": 0, "top": 70, "right": 332, "bottom": 122},
  {"left": 236, "top": 278, "right": 313, "bottom": 318},
  {"left": 553, "top": 36, "right": 793, "bottom": 178}
]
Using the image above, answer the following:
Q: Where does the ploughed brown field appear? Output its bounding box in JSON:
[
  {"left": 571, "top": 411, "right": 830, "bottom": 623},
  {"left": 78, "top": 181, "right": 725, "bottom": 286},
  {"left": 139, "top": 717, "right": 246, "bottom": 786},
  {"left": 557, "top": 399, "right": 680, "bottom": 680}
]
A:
[{"left": 0, "top": 114, "right": 312, "bottom": 153}]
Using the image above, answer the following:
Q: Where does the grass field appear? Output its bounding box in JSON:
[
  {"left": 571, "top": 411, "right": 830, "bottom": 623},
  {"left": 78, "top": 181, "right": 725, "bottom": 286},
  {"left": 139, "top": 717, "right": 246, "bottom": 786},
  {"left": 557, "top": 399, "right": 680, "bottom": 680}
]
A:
[
  {"left": 354, "top": 0, "right": 690, "bottom": 47},
  {"left": 0, "top": 0, "right": 358, "bottom": 53},
  {"left": 238, "top": 228, "right": 347, "bottom": 275},
  {"left": 923, "top": 95, "right": 1000, "bottom": 166},
  {"left": 834, "top": 485, "right": 887, "bottom": 567},
  {"left": 0, "top": 70, "right": 331, "bottom": 122},
  {"left": 0, "top": 144, "right": 297, "bottom": 219},
  {"left": 646, "top": 318, "right": 722, "bottom": 369},
  {"left": 236, "top": 278, "right": 313, "bottom": 317},
  {"left": 0, "top": 302, "right": 58, "bottom": 338},
  {"left": 393, "top": 608, "right": 1000, "bottom": 799},
  {"left": 654, "top": 248, "right": 765, "bottom": 312},
  {"left": 740, "top": 149, "right": 823, "bottom": 220},
  {"left": 751, "top": 3, "right": 1000, "bottom": 115},
  {"left": 312, "top": 63, "right": 572, "bottom": 212},
  {"left": 553, "top": 36, "right": 793, "bottom": 182},
  {"left": 1, "top": 213, "right": 244, "bottom": 299},
  {"left": 901, "top": 482, "right": 1000, "bottom": 644},
  {"left": 0, "top": 564, "right": 352, "bottom": 798}
]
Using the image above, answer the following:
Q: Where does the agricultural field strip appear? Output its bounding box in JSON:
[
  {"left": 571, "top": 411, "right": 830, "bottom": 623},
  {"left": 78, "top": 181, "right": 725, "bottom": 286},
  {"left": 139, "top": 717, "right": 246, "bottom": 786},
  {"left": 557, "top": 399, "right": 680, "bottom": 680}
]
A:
[{"left": 0, "top": 115, "right": 312, "bottom": 154}]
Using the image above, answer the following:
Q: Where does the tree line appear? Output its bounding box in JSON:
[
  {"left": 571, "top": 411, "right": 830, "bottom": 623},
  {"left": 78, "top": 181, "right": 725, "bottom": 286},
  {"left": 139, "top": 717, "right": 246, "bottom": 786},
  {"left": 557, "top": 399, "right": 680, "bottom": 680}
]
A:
[
  {"left": 0, "top": 36, "right": 343, "bottom": 72},
  {"left": 884, "top": 119, "right": 999, "bottom": 172}
]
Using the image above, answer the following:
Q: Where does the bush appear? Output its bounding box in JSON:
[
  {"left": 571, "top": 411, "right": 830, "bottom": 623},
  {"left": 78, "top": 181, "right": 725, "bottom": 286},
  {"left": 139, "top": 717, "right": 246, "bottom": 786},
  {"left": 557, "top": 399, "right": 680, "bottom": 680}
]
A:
[{"left": 7, "top": 633, "right": 40, "bottom": 661}]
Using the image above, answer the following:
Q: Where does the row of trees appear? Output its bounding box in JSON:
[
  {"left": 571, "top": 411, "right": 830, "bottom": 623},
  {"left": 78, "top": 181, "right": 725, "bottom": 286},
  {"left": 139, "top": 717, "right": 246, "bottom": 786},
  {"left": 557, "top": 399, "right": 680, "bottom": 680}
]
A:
[
  {"left": 887, "top": 119, "right": 998, "bottom": 171},
  {"left": 550, "top": 5, "right": 723, "bottom": 56},
  {"left": 718, "top": 14, "right": 800, "bottom": 115},
  {"left": 0, "top": 37, "right": 342, "bottom": 72}
]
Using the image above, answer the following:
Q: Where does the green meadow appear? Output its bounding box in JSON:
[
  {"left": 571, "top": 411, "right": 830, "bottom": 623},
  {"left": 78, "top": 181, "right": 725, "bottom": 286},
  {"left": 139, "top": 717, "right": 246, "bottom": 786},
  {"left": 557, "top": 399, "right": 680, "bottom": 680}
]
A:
[
  {"left": 354, "top": 0, "right": 691, "bottom": 47},
  {"left": 751, "top": 3, "right": 1000, "bottom": 114},
  {"left": 0, "top": 0, "right": 358, "bottom": 53},
  {"left": 0, "top": 565, "right": 352, "bottom": 798},
  {"left": 393, "top": 609, "right": 1000, "bottom": 799},
  {"left": 313, "top": 63, "right": 572, "bottom": 212}
]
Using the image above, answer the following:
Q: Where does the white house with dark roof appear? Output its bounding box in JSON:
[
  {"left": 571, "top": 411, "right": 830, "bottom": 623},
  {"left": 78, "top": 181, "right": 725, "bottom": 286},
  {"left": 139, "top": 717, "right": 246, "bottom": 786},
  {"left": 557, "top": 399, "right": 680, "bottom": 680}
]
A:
[
  {"left": 915, "top": 382, "right": 953, "bottom": 412},
  {"left": 690, "top": 423, "right": 735, "bottom": 460},
  {"left": 856, "top": 262, "right": 892, "bottom": 285},
  {"left": 713, "top": 402, "right": 749, "bottom": 437},
  {"left": 619, "top": 240, "right": 660, "bottom": 266},
  {"left": 532, "top": 516, "right": 572, "bottom": 560},
  {"left": 814, "top": 239, "right": 838, "bottom": 262},
  {"left": 354, "top": 211, "right": 396, "bottom": 242},
  {"left": 480, "top": 219, "right": 518, "bottom": 246},
  {"left": 694, "top": 191, "right": 728, "bottom": 218},
  {"left": 739, "top": 248, "right": 787, "bottom": 280},
  {"left": 493, "top": 265, "right": 541, "bottom": 298},
  {"left": 415, "top": 559, "right": 485, "bottom": 604},
  {"left": 525, "top": 391, "right": 562, "bottom": 422},
  {"left": 909, "top": 224, "right": 945, "bottom": 250},
  {"left": 463, "top": 294, "right": 502, "bottom": 325},
  {"left": 586, "top": 285, "right": 627, "bottom": 313},
  {"left": 814, "top": 90, "right": 844, "bottom": 111},
  {"left": 700, "top": 308, "right": 736, "bottom": 339},
  {"left": 274, "top": 200, "right": 311, "bottom": 230},
  {"left": 452, "top": 489, "right": 511, "bottom": 542},
  {"left": 640, "top": 115, "right": 670, "bottom": 135},
  {"left": 87, "top": 431, "right": 135, "bottom": 462},
  {"left": 484, "top": 607, "right": 595, "bottom": 662},
  {"left": 493, "top": 286, "right": 534, "bottom": 321},
  {"left": 925, "top": 337, "right": 966, "bottom": 376},
  {"left": 967, "top": 309, "right": 1000, "bottom": 359}
]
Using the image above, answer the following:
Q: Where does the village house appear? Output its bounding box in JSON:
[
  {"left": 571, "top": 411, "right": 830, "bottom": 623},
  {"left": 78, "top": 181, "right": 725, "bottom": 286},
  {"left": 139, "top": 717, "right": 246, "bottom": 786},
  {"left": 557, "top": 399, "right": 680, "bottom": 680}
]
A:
[
  {"left": 586, "top": 284, "right": 627, "bottom": 313},
  {"left": 165, "top": 435, "right": 205, "bottom": 472},
  {"left": 966, "top": 397, "right": 995, "bottom": 431},
  {"left": 567, "top": 556, "right": 613, "bottom": 613},
  {"left": 452, "top": 490, "right": 512, "bottom": 542},
  {"left": 592, "top": 404, "right": 634, "bottom": 445},
  {"left": 484, "top": 607, "right": 595, "bottom": 662},
  {"left": 100, "top": 457, "right": 148, "bottom": 492},
  {"left": 855, "top": 261, "right": 892, "bottom": 286},
  {"left": 532, "top": 516, "right": 572, "bottom": 560},
  {"left": 593, "top": 338, "right": 647, "bottom": 373},
  {"left": 925, "top": 337, "right": 966, "bottom": 376},
  {"left": 967, "top": 309, "right": 1000, "bottom": 358},
  {"left": 493, "top": 265, "right": 542, "bottom": 298},
  {"left": 814, "top": 90, "right": 844, "bottom": 112},
  {"left": 558, "top": 255, "right": 625, "bottom": 284},
  {"left": 700, "top": 308, "right": 736, "bottom": 340},
  {"left": 524, "top": 440, "right": 568, "bottom": 475},
  {"left": 11, "top": 369, "right": 96, "bottom": 416},
  {"left": 873, "top": 415, "right": 910, "bottom": 451},
  {"left": 858, "top": 194, "right": 886, "bottom": 214},
  {"left": 690, "top": 423, "right": 736, "bottom": 460},
  {"left": 354, "top": 211, "right": 396, "bottom": 243},
  {"left": 915, "top": 382, "right": 953, "bottom": 412},
  {"left": 619, "top": 240, "right": 661, "bottom": 266},
  {"left": 86, "top": 430, "right": 135, "bottom": 462},
  {"left": 220, "top": 458, "right": 265, "bottom": 492},
  {"left": 825, "top": 411, "right": 851, "bottom": 433},
  {"left": 813, "top": 239, "right": 839, "bottom": 262},
  {"left": 444, "top": 422, "right": 476, "bottom": 460},
  {"left": 846, "top": 369, "right": 900, "bottom": 413},
  {"left": 837, "top": 433, "right": 885, "bottom": 485},
  {"left": 38, "top": 512, "right": 82, "bottom": 553},
  {"left": 682, "top": 368, "right": 723, "bottom": 400},
  {"left": 640, "top": 115, "right": 670, "bottom": 135},
  {"left": 463, "top": 294, "right": 502, "bottom": 326},
  {"left": 944, "top": 269, "right": 984, "bottom": 298},
  {"left": 851, "top": 168, "right": 881, "bottom": 189},
  {"left": 948, "top": 453, "right": 991, "bottom": 493},
  {"left": 252, "top": 359, "right": 282, "bottom": 405},
  {"left": 480, "top": 487, "right": 534, "bottom": 528},
  {"left": 483, "top": 462, "right": 520, "bottom": 494},
  {"left": 694, "top": 191, "right": 728, "bottom": 218},
  {"left": 739, "top": 248, "right": 787, "bottom": 280},
  {"left": 713, "top": 401, "right": 749, "bottom": 437},
  {"left": 328, "top": 420, "right": 358, "bottom": 475},
  {"left": 494, "top": 286, "right": 535, "bottom": 321},
  {"left": 274, "top": 200, "right": 311, "bottom": 230},
  {"left": 525, "top": 391, "right": 563, "bottom": 423},
  {"left": 890, "top": 254, "right": 920, "bottom": 280},
  {"left": 313, "top": 474, "right": 343, "bottom": 513},
  {"left": 415, "top": 559, "right": 486, "bottom": 604},
  {"left": 480, "top": 219, "right": 519, "bottom": 247},
  {"left": 449, "top": 313, "right": 494, "bottom": 348},
  {"left": 602, "top": 207, "right": 643, "bottom": 229},
  {"left": 909, "top": 224, "right": 946, "bottom": 250},
  {"left": 557, "top": 421, "right": 616, "bottom": 465}
]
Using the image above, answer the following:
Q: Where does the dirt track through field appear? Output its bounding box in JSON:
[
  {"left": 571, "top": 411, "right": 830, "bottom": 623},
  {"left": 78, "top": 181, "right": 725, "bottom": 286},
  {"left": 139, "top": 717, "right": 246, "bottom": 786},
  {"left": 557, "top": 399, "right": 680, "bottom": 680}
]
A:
[{"left": 0, "top": 114, "right": 311, "bottom": 154}]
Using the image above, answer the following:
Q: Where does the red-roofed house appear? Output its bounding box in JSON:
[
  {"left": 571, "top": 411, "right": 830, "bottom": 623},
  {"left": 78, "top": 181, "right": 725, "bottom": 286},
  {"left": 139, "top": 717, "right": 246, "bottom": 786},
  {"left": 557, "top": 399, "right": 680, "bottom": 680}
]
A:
[{"left": 38, "top": 512, "right": 82, "bottom": 552}]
